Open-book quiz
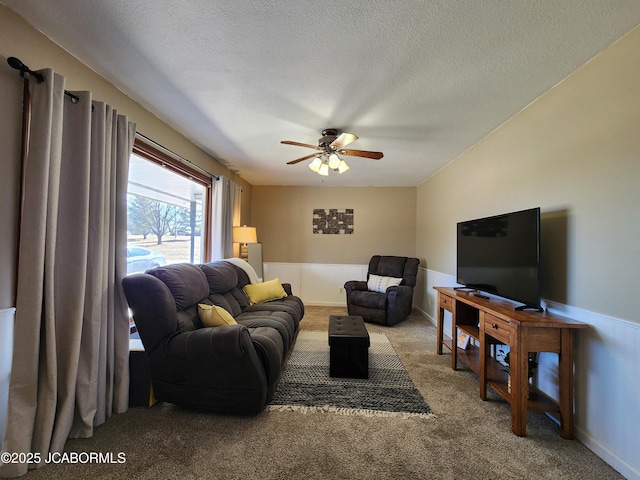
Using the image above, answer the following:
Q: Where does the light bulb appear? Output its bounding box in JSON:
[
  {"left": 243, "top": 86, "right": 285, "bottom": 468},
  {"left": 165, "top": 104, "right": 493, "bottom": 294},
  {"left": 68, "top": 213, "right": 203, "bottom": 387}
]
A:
[{"left": 318, "top": 162, "right": 329, "bottom": 176}]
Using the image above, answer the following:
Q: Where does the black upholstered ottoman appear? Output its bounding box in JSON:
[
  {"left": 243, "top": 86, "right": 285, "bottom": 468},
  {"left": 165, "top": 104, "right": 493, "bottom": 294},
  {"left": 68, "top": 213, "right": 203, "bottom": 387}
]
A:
[{"left": 328, "top": 315, "right": 370, "bottom": 379}]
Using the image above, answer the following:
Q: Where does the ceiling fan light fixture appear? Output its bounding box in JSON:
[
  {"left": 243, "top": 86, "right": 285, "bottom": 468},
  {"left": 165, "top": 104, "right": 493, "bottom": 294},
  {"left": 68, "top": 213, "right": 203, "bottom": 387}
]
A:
[
  {"left": 337, "top": 160, "right": 350, "bottom": 174},
  {"left": 284, "top": 128, "right": 382, "bottom": 175},
  {"left": 308, "top": 157, "right": 323, "bottom": 173}
]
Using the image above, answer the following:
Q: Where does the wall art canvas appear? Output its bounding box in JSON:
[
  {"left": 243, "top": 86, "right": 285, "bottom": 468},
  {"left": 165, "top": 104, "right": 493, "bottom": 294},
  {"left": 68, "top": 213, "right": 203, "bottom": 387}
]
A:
[{"left": 313, "top": 208, "right": 354, "bottom": 234}]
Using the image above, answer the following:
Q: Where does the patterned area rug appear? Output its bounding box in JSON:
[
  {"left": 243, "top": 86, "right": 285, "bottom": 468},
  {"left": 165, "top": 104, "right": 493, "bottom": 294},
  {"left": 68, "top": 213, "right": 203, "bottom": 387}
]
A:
[{"left": 268, "top": 330, "right": 434, "bottom": 418}]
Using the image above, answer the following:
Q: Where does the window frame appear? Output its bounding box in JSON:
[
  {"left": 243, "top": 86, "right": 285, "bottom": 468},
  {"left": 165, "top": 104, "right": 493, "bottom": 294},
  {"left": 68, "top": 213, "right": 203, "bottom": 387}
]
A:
[{"left": 130, "top": 139, "right": 213, "bottom": 262}]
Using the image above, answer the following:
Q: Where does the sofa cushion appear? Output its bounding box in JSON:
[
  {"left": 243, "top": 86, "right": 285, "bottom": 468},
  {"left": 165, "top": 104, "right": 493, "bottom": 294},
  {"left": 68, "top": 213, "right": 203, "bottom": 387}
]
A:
[
  {"left": 236, "top": 310, "right": 295, "bottom": 353},
  {"left": 243, "top": 278, "right": 287, "bottom": 304},
  {"left": 208, "top": 292, "right": 243, "bottom": 317},
  {"left": 147, "top": 264, "right": 209, "bottom": 311},
  {"left": 243, "top": 296, "right": 304, "bottom": 330},
  {"left": 230, "top": 286, "right": 250, "bottom": 310},
  {"left": 201, "top": 262, "right": 239, "bottom": 294},
  {"left": 229, "top": 263, "right": 252, "bottom": 288},
  {"left": 198, "top": 304, "right": 237, "bottom": 327},
  {"left": 177, "top": 305, "right": 202, "bottom": 332},
  {"left": 349, "top": 290, "right": 387, "bottom": 310}
]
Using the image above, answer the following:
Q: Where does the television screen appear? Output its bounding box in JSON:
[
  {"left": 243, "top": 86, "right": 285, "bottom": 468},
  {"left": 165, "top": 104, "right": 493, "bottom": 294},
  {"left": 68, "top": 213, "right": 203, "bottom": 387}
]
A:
[{"left": 456, "top": 207, "right": 541, "bottom": 310}]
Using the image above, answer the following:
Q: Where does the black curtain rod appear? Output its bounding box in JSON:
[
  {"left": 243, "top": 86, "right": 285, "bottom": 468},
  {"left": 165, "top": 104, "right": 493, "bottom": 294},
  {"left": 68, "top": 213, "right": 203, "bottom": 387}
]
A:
[
  {"left": 8, "top": 56, "right": 80, "bottom": 103},
  {"left": 8, "top": 57, "right": 226, "bottom": 183}
]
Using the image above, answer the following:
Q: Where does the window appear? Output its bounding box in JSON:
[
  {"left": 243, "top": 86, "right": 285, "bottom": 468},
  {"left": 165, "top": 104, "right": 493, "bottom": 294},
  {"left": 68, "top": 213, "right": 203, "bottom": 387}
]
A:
[{"left": 126, "top": 139, "right": 211, "bottom": 274}]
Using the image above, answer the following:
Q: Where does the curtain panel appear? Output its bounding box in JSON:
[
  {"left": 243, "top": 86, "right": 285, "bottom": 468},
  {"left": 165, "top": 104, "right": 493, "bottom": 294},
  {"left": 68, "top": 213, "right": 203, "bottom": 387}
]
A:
[
  {"left": 210, "top": 176, "right": 240, "bottom": 260},
  {"left": 0, "top": 70, "right": 135, "bottom": 478}
]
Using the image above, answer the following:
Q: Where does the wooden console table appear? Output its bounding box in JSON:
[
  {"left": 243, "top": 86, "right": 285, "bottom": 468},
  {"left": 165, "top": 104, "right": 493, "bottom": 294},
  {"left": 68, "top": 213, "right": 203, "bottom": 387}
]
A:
[{"left": 434, "top": 287, "right": 587, "bottom": 439}]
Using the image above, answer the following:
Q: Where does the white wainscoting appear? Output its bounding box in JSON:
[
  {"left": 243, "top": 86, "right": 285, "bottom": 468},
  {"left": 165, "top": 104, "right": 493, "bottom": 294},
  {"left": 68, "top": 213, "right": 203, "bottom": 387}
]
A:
[
  {"left": 0, "top": 307, "right": 15, "bottom": 450},
  {"left": 264, "top": 262, "right": 367, "bottom": 306},
  {"left": 415, "top": 267, "right": 640, "bottom": 480}
]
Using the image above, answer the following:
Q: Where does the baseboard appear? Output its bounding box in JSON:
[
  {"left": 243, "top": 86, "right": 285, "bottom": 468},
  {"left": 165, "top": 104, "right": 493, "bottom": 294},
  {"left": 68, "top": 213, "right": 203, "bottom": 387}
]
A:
[
  {"left": 412, "top": 305, "right": 436, "bottom": 326},
  {"left": 575, "top": 429, "right": 639, "bottom": 480},
  {"left": 305, "top": 301, "right": 347, "bottom": 307}
]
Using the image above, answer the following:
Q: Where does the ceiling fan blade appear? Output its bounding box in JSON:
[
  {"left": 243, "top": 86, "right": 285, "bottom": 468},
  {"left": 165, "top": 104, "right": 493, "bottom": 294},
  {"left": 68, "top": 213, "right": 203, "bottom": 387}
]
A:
[
  {"left": 330, "top": 132, "right": 358, "bottom": 149},
  {"left": 281, "top": 140, "right": 322, "bottom": 150},
  {"left": 286, "top": 153, "right": 320, "bottom": 165},
  {"left": 339, "top": 149, "right": 384, "bottom": 160}
]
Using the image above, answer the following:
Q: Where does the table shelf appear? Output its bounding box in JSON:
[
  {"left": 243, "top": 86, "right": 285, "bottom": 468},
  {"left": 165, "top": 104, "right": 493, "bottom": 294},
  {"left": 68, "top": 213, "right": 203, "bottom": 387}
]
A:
[{"left": 434, "top": 286, "right": 587, "bottom": 439}]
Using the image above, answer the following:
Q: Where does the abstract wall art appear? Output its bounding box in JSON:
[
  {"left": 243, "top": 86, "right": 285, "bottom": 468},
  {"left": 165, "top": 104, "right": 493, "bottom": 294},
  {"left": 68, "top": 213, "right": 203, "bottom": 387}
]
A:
[{"left": 312, "top": 208, "right": 354, "bottom": 234}]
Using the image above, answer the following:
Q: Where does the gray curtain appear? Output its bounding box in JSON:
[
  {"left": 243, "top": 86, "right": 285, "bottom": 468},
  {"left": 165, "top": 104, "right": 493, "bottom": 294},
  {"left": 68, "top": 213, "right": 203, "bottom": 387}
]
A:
[
  {"left": 210, "top": 176, "right": 240, "bottom": 260},
  {"left": 0, "top": 70, "right": 135, "bottom": 478}
]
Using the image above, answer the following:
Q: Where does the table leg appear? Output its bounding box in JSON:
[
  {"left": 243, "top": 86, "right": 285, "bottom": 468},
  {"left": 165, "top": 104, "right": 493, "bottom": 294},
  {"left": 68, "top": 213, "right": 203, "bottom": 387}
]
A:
[
  {"left": 559, "top": 329, "right": 575, "bottom": 439},
  {"left": 451, "top": 305, "right": 458, "bottom": 370},
  {"left": 479, "top": 313, "right": 487, "bottom": 401},
  {"left": 510, "top": 329, "right": 527, "bottom": 437},
  {"left": 436, "top": 306, "right": 444, "bottom": 355}
]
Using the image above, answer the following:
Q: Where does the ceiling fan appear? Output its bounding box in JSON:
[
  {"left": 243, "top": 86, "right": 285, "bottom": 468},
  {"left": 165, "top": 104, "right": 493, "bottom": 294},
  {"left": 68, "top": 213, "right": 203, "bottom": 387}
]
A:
[{"left": 281, "top": 128, "right": 383, "bottom": 175}]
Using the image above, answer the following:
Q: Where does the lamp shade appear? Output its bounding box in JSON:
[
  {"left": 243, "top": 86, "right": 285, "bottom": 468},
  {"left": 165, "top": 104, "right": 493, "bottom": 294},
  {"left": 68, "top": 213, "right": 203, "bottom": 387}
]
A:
[
  {"left": 328, "top": 153, "right": 341, "bottom": 169},
  {"left": 308, "top": 157, "right": 323, "bottom": 173},
  {"left": 233, "top": 226, "right": 257, "bottom": 244},
  {"left": 337, "top": 160, "right": 350, "bottom": 173}
]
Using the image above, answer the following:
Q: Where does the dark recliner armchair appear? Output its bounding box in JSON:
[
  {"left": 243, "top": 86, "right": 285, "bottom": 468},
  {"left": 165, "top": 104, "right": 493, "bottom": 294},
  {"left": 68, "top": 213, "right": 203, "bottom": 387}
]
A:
[{"left": 344, "top": 255, "right": 420, "bottom": 326}]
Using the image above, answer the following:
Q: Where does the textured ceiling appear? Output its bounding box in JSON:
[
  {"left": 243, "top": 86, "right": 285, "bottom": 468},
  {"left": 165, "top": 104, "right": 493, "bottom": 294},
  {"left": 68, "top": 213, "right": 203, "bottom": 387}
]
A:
[{"left": 4, "top": 1, "right": 640, "bottom": 186}]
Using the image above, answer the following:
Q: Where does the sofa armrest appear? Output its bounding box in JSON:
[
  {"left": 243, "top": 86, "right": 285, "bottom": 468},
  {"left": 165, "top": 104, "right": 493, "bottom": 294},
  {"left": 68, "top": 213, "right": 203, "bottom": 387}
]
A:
[
  {"left": 123, "top": 273, "right": 179, "bottom": 353},
  {"left": 281, "top": 283, "right": 293, "bottom": 296},
  {"left": 385, "top": 285, "right": 414, "bottom": 326},
  {"left": 344, "top": 280, "right": 368, "bottom": 312},
  {"left": 344, "top": 280, "right": 368, "bottom": 295},
  {"left": 248, "top": 327, "right": 284, "bottom": 402},
  {"left": 163, "top": 324, "right": 256, "bottom": 361},
  {"left": 150, "top": 325, "right": 269, "bottom": 411}
]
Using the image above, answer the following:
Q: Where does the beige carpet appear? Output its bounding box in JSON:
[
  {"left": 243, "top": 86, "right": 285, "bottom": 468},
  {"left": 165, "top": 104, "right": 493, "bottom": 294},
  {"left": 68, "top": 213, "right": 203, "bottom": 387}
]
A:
[{"left": 20, "top": 306, "right": 622, "bottom": 480}]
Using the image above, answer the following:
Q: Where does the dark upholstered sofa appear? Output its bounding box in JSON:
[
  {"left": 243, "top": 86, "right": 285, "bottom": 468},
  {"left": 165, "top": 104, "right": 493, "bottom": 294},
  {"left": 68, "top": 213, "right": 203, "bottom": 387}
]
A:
[{"left": 122, "top": 260, "right": 304, "bottom": 414}]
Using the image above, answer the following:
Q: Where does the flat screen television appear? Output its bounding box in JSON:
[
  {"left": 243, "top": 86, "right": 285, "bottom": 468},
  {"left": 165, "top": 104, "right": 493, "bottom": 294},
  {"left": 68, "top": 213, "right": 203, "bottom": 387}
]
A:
[{"left": 456, "top": 207, "right": 542, "bottom": 311}]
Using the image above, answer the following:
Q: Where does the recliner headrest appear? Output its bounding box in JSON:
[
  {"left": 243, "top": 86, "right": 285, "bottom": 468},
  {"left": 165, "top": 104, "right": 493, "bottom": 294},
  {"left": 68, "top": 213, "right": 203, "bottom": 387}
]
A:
[
  {"left": 200, "top": 261, "right": 239, "bottom": 294},
  {"left": 369, "top": 255, "right": 420, "bottom": 287},
  {"left": 371, "top": 256, "right": 407, "bottom": 278}
]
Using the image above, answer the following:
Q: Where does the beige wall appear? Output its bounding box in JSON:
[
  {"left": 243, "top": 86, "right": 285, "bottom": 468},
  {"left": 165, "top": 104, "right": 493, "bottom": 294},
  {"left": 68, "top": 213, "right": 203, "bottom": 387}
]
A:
[
  {"left": 0, "top": 57, "right": 22, "bottom": 309},
  {"left": 0, "top": 5, "right": 252, "bottom": 218},
  {"left": 252, "top": 186, "right": 417, "bottom": 265},
  {"left": 417, "top": 26, "right": 640, "bottom": 322},
  {"left": 0, "top": 5, "right": 253, "bottom": 301}
]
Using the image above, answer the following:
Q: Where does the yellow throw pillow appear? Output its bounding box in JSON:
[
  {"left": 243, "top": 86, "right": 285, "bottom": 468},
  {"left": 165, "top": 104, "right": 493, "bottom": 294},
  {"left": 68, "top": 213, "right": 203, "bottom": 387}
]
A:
[
  {"left": 197, "top": 304, "right": 237, "bottom": 327},
  {"left": 243, "top": 278, "right": 287, "bottom": 304}
]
